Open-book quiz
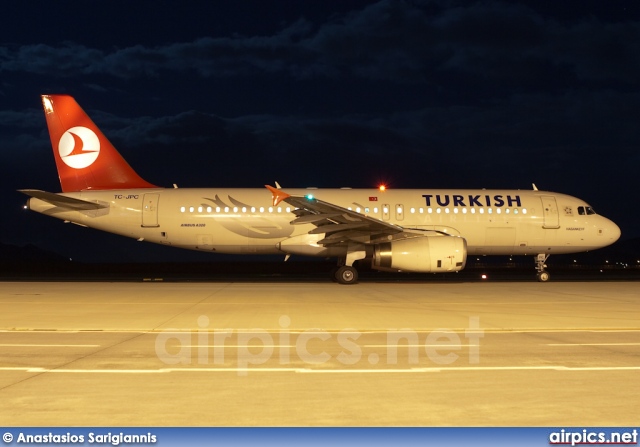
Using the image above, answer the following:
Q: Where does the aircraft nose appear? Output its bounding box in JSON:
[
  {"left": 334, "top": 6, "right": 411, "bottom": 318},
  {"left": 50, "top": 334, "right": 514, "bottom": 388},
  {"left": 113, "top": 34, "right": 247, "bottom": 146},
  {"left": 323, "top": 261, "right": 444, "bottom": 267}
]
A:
[
  {"left": 606, "top": 219, "right": 621, "bottom": 243},
  {"left": 612, "top": 221, "right": 621, "bottom": 242}
]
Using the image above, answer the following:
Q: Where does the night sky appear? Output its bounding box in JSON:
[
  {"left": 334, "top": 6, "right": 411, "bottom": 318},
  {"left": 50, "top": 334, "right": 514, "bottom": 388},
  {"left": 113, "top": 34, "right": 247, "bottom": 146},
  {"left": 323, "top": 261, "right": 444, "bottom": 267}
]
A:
[{"left": 1, "top": 1, "right": 638, "bottom": 262}]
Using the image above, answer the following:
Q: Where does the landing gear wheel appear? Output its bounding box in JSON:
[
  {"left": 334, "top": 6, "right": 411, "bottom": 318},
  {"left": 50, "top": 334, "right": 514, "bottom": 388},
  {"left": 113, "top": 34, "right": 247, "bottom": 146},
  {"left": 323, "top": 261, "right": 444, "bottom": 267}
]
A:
[
  {"left": 537, "top": 271, "right": 550, "bottom": 282},
  {"left": 335, "top": 266, "right": 358, "bottom": 285},
  {"left": 535, "top": 254, "right": 551, "bottom": 282}
]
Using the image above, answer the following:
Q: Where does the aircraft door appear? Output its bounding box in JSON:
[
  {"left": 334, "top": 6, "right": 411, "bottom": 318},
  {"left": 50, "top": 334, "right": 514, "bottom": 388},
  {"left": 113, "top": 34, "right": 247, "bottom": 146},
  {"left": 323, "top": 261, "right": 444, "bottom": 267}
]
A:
[
  {"left": 142, "top": 193, "right": 160, "bottom": 227},
  {"left": 540, "top": 196, "right": 560, "bottom": 229}
]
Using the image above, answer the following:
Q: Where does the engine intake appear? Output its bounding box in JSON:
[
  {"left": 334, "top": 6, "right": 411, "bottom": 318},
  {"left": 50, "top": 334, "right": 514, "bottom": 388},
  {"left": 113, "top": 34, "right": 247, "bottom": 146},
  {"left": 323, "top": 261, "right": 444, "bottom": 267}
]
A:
[{"left": 372, "top": 236, "right": 467, "bottom": 273}]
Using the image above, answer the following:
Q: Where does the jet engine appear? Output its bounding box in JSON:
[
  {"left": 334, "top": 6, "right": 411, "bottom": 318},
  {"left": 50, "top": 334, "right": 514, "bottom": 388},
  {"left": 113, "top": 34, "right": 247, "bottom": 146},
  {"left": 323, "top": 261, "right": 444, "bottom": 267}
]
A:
[{"left": 372, "top": 236, "right": 467, "bottom": 273}]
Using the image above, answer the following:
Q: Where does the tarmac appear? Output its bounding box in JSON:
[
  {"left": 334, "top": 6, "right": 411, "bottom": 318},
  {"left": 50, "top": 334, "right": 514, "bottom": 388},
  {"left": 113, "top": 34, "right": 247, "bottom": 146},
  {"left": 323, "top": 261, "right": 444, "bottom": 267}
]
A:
[{"left": 0, "top": 280, "right": 638, "bottom": 426}]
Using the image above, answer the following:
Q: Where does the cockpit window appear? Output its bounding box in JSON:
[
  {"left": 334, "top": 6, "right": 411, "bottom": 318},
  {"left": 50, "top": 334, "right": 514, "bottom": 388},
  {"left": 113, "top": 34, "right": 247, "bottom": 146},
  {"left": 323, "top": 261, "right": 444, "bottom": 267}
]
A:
[{"left": 578, "top": 206, "right": 596, "bottom": 215}]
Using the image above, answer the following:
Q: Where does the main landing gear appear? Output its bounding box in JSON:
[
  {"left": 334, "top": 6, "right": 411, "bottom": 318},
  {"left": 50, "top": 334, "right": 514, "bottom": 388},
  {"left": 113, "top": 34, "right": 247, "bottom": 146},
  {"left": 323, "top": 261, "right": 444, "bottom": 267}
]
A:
[
  {"left": 332, "top": 246, "right": 366, "bottom": 285},
  {"left": 334, "top": 265, "right": 358, "bottom": 284},
  {"left": 535, "top": 253, "right": 550, "bottom": 282}
]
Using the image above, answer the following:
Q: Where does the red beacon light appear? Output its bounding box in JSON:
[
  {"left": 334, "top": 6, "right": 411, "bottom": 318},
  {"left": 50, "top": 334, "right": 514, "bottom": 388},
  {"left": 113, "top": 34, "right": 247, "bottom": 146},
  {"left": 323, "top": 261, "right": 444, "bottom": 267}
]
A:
[{"left": 378, "top": 184, "right": 386, "bottom": 192}]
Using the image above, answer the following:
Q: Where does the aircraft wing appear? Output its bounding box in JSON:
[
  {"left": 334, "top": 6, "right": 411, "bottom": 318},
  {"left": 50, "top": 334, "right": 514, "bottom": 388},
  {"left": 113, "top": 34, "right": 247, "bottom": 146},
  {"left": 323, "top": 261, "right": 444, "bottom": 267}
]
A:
[
  {"left": 266, "top": 185, "right": 403, "bottom": 245},
  {"left": 19, "top": 189, "right": 108, "bottom": 211}
]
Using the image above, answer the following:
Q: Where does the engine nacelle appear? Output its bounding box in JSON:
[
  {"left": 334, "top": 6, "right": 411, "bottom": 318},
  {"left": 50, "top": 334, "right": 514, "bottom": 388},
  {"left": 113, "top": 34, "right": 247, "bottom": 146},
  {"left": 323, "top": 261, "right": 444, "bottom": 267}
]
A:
[{"left": 372, "top": 236, "right": 467, "bottom": 273}]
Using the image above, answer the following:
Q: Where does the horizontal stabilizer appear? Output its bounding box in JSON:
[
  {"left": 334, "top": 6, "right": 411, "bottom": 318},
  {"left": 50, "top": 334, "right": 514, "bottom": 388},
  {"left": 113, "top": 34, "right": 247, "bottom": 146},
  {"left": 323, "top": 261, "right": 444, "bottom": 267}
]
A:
[{"left": 19, "top": 189, "right": 108, "bottom": 211}]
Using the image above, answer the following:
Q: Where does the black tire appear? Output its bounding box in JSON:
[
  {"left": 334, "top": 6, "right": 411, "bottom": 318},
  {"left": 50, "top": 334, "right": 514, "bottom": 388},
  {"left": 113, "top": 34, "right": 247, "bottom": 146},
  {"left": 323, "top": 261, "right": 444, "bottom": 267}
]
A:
[
  {"left": 335, "top": 266, "right": 358, "bottom": 284},
  {"left": 537, "top": 271, "right": 550, "bottom": 282}
]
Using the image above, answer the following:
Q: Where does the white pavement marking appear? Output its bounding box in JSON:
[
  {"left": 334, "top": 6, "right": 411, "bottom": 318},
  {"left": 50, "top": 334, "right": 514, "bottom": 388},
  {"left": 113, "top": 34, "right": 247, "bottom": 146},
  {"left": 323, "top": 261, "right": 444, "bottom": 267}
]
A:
[
  {"left": 546, "top": 343, "right": 640, "bottom": 346},
  {"left": 2, "top": 365, "right": 640, "bottom": 374},
  {"left": 181, "top": 345, "right": 297, "bottom": 348},
  {"left": 365, "top": 344, "right": 476, "bottom": 348},
  {"left": 0, "top": 344, "right": 100, "bottom": 347}
]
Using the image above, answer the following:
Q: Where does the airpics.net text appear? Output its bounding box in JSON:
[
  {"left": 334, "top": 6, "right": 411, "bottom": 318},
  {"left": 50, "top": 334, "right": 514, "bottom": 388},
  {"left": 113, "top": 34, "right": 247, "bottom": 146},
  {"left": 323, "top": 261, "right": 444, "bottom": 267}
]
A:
[{"left": 155, "top": 315, "right": 484, "bottom": 376}]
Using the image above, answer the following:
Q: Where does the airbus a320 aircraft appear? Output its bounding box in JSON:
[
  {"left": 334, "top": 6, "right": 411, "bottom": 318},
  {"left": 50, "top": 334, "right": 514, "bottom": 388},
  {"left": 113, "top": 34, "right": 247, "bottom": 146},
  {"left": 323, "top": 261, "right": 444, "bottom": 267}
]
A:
[{"left": 21, "top": 95, "right": 621, "bottom": 284}]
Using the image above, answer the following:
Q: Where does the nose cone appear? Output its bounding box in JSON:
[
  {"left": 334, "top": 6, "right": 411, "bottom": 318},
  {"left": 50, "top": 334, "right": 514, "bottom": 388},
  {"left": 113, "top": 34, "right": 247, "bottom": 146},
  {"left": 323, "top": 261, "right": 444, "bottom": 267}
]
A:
[
  {"left": 611, "top": 221, "right": 621, "bottom": 242},
  {"left": 605, "top": 218, "right": 621, "bottom": 246}
]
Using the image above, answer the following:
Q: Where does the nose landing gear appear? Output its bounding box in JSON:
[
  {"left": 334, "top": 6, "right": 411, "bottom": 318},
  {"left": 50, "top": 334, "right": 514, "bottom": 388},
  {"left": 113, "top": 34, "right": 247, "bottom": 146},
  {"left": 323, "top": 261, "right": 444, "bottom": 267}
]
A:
[{"left": 535, "top": 254, "right": 550, "bottom": 282}]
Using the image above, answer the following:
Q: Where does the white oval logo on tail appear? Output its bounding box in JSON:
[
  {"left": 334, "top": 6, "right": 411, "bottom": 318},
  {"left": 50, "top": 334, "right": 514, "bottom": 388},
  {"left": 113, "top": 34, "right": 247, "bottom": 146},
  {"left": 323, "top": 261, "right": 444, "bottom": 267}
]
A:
[{"left": 58, "top": 126, "right": 100, "bottom": 169}]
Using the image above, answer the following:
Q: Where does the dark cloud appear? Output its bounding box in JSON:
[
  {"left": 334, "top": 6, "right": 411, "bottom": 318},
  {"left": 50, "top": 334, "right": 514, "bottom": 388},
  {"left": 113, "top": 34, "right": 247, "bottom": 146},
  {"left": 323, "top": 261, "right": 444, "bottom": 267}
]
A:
[
  {"left": 0, "top": 18, "right": 315, "bottom": 79},
  {"left": 2, "top": 1, "right": 638, "bottom": 89},
  {"left": 0, "top": 43, "right": 104, "bottom": 77},
  {"left": 0, "top": 108, "right": 46, "bottom": 158},
  {"left": 0, "top": 108, "right": 41, "bottom": 129}
]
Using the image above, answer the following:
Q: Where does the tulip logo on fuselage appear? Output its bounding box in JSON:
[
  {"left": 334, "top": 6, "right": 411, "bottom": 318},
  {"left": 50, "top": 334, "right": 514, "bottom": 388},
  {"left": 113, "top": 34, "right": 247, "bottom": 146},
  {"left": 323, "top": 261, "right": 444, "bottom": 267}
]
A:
[{"left": 58, "top": 126, "right": 100, "bottom": 169}]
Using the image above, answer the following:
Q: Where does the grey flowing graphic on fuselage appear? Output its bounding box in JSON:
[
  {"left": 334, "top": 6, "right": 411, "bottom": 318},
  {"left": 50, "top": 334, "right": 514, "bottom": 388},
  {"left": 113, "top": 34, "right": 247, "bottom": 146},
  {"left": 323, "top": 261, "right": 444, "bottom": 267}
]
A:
[{"left": 202, "top": 196, "right": 293, "bottom": 239}]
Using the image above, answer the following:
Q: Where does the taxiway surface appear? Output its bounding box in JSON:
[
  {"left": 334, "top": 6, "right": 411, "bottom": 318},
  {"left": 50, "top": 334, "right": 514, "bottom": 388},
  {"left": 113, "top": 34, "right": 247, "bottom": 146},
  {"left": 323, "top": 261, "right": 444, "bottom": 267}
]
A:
[{"left": 0, "top": 281, "right": 638, "bottom": 426}]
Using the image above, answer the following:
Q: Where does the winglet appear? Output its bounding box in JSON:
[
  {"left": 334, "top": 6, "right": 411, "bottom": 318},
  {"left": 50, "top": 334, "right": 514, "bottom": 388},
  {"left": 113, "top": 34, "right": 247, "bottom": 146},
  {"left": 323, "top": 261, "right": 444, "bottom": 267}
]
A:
[{"left": 265, "top": 185, "right": 290, "bottom": 207}]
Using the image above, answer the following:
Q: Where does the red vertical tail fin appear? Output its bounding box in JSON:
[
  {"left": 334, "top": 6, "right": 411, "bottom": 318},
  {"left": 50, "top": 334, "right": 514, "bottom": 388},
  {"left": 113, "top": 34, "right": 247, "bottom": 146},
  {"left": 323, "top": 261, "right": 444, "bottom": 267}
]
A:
[{"left": 41, "top": 94, "right": 157, "bottom": 192}]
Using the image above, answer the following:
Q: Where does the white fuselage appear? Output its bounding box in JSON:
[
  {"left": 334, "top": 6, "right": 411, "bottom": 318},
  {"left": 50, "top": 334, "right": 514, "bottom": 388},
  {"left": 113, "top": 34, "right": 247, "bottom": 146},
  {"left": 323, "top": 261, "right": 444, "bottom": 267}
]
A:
[{"left": 27, "top": 188, "right": 621, "bottom": 257}]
